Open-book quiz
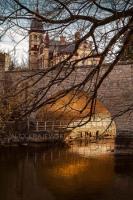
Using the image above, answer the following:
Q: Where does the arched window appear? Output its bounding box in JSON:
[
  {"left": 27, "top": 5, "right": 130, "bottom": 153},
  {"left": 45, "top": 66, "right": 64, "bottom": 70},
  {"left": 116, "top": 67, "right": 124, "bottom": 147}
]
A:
[
  {"left": 39, "top": 46, "right": 43, "bottom": 55},
  {"left": 34, "top": 35, "right": 37, "bottom": 42}
]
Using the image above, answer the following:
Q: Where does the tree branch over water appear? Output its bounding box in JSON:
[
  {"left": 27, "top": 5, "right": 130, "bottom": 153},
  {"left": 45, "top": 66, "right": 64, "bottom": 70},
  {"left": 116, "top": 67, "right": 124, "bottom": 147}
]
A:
[{"left": 0, "top": 0, "right": 132, "bottom": 126}]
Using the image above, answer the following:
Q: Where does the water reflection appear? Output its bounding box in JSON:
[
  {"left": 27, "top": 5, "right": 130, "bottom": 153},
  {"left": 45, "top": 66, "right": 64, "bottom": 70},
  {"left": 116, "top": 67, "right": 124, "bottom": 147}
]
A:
[
  {"left": 69, "top": 139, "right": 115, "bottom": 157},
  {"left": 0, "top": 140, "right": 133, "bottom": 200}
]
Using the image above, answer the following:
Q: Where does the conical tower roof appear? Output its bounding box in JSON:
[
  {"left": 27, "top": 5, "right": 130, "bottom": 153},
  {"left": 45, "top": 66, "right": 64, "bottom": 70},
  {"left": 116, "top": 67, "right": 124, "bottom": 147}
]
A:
[{"left": 30, "top": 15, "right": 44, "bottom": 32}]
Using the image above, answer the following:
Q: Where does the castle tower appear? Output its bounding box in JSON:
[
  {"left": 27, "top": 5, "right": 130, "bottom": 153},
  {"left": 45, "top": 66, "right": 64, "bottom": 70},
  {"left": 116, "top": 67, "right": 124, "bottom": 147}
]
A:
[
  {"left": 119, "top": 29, "right": 133, "bottom": 62},
  {"left": 43, "top": 32, "right": 49, "bottom": 68},
  {"left": 29, "top": 13, "right": 44, "bottom": 70},
  {"left": 122, "top": 33, "right": 133, "bottom": 61},
  {"left": 38, "top": 32, "right": 50, "bottom": 68}
]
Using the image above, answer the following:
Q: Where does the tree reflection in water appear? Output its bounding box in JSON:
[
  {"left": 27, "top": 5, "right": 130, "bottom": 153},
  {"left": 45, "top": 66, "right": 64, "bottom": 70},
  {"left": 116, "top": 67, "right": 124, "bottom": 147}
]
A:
[{"left": 0, "top": 140, "right": 133, "bottom": 200}]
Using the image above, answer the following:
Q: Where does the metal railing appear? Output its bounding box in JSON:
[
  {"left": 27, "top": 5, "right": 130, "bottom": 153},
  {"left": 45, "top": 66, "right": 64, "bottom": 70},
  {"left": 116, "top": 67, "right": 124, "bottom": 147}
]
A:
[{"left": 33, "top": 120, "right": 71, "bottom": 132}]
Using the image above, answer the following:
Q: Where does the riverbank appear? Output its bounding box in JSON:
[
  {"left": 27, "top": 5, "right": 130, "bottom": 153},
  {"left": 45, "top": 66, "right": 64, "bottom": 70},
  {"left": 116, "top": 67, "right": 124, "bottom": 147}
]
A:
[{"left": 0, "top": 132, "right": 114, "bottom": 147}]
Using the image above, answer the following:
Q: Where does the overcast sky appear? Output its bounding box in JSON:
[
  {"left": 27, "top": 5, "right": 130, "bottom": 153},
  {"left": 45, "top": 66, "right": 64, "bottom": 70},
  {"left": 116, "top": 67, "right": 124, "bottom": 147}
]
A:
[{"left": 0, "top": 25, "right": 29, "bottom": 65}]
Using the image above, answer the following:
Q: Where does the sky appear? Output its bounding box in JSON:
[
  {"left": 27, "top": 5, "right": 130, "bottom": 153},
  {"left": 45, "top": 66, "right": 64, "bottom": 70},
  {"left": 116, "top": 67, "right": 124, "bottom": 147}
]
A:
[
  {"left": 0, "top": 0, "right": 130, "bottom": 65},
  {"left": 0, "top": 0, "right": 32, "bottom": 65},
  {"left": 0, "top": 26, "right": 29, "bottom": 65}
]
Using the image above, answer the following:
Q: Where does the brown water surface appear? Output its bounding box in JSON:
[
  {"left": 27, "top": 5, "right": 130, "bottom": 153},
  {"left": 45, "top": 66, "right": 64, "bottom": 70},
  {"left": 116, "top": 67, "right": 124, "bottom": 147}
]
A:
[{"left": 0, "top": 140, "right": 133, "bottom": 200}]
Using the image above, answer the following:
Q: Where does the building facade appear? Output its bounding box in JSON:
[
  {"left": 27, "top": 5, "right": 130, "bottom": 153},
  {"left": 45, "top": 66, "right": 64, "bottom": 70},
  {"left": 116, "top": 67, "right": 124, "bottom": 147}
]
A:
[
  {"left": 0, "top": 52, "right": 13, "bottom": 71},
  {"left": 29, "top": 16, "right": 99, "bottom": 70}
]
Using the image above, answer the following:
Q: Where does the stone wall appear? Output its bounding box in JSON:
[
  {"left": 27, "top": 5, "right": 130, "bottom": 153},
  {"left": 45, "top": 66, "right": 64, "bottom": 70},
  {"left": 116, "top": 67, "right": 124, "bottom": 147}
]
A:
[{"left": 0, "top": 62, "right": 133, "bottom": 133}]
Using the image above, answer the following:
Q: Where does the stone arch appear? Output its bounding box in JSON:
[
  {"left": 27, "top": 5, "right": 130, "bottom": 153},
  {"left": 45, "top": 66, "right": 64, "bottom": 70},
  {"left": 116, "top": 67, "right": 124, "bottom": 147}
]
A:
[{"left": 36, "top": 90, "right": 116, "bottom": 137}]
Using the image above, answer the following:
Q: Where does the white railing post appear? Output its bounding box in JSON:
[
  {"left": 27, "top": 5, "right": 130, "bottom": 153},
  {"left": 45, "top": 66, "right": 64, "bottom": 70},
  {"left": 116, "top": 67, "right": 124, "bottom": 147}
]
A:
[
  {"left": 27, "top": 117, "right": 30, "bottom": 131},
  {"left": 36, "top": 121, "right": 39, "bottom": 131},
  {"left": 60, "top": 121, "right": 61, "bottom": 130},
  {"left": 45, "top": 121, "right": 46, "bottom": 131},
  {"left": 52, "top": 121, "right": 54, "bottom": 131}
]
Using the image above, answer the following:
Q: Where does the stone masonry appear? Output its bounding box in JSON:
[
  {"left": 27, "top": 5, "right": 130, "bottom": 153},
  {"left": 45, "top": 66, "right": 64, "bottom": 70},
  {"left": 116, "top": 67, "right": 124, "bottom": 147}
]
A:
[{"left": 0, "top": 62, "right": 133, "bottom": 133}]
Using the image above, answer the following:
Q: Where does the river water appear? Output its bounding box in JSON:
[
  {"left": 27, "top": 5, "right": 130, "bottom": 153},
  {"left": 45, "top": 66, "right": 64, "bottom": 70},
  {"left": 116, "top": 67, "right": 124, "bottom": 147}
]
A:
[{"left": 0, "top": 139, "right": 133, "bottom": 200}]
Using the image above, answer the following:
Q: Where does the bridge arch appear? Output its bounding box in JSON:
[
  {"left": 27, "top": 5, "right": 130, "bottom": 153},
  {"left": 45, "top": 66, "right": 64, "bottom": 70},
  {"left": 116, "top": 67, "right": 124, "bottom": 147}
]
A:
[
  {"left": 36, "top": 90, "right": 116, "bottom": 138},
  {"left": 3, "top": 63, "right": 132, "bottom": 133}
]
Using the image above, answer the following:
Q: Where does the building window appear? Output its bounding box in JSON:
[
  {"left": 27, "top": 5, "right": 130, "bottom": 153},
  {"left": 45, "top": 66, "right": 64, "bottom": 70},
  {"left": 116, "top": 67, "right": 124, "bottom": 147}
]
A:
[
  {"left": 34, "top": 35, "right": 37, "bottom": 42},
  {"left": 39, "top": 47, "right": 43, "bottom": 54}
]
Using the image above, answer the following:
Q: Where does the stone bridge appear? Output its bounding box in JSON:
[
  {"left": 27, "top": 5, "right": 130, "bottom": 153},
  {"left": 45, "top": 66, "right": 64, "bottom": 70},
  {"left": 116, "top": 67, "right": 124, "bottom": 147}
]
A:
[
  {"left": 98, "top": 63, "right": 133, "bottom": 132},
  {"left": 1, "top": 62, "right": 133, "bottom": 133}
]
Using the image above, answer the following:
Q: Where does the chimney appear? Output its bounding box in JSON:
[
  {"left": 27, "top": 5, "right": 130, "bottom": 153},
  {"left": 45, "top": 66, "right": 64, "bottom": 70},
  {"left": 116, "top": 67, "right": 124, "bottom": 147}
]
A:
[
  {"left": 60, "top": 35, "right": 66, "bottom": 45},
  {"left": 75, "top": 31, "right": 80, "bottom": 41}
]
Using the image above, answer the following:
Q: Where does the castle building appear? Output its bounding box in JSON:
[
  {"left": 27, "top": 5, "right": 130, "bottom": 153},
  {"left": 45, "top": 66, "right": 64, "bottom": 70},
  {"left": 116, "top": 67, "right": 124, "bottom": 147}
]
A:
[
  {"left": 29, "top": 14, "right": 45, "bottom": 70},
  {"left": 29, "top": 15, "right": 99, "bottom": 70},
  {"left": 0, "top": 52, "right": 13, "bottom": 71},
  {"left": 122, "top": 33, "right": 133, "bottom": 61}
]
